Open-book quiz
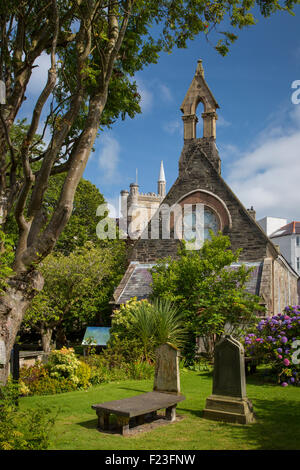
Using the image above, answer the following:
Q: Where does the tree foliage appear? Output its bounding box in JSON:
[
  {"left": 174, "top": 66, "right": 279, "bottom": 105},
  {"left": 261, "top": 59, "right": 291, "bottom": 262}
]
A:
[
  {"left": 150, "top": 233, "right": 265, "bottom": 360},
  {"left": 23, "top": 240, "right": 126, "bottom": 350}
]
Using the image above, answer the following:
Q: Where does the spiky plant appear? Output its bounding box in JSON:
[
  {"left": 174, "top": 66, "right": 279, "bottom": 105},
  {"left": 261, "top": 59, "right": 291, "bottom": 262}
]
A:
[
  {"left": 151, "top": 298, "right": 186, "bottom": 348},
  {"left": 130, "top": 300, "right": 156, "bottom": 361}
]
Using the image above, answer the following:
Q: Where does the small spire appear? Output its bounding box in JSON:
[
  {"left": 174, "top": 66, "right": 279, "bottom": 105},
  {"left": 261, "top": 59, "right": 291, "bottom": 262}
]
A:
[
  {"left": 158, "top": 160, "right": 166, "bottom": 182},
  {"left": 196, "top": 59, "right": 204, "bottom": 78},
  {"left": 135, "top": 168, "right": 138, "bottom": 185}
]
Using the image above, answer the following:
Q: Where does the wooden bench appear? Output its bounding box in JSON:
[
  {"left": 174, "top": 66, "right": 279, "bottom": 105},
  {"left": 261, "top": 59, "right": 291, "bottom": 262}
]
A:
[{"left": 92, "top": 391, "right": 185, "bottom": 436}]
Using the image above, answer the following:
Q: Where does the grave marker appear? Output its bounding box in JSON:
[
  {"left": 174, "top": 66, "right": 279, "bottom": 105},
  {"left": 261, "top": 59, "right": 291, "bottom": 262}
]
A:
[{"left": 203, "top": 335, "right": 255, "bottom": 424}]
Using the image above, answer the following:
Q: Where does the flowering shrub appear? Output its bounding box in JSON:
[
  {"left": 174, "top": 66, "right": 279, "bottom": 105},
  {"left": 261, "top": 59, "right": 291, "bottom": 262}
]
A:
[
  {"left": 19, "top": 345, "right": 154, "bottom": 396},
  {"left": 19, "top": 361, "right": 77, "bottom": 395},
  {"left": 47, "top": 347, "right": 81, "bottom": 384},
  {"left": 19, "top": 348, "right": 92, "bottom": 395},
  {"left": 244, "top": 306, "right": 300, "bottom": 386}
]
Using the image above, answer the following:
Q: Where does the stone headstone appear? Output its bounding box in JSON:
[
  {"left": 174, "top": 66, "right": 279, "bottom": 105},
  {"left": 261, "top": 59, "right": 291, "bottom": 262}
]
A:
[
  {"left": 203, "top": 335, "right": 255, "bottom": 424},
  {"left": 153, "top": 343, "right": 180, "bottom": 395},
  {"left": 212, "top": 335, "right": 246, "bottom": 398}
]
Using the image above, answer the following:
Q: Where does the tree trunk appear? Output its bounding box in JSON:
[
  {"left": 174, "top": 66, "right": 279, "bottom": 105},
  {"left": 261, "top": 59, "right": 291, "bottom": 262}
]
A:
[
  {"left": 0, "top": 270, "right": 44, "bottom": 385},
  {"left": 55, "top": 325, "right": 67, "bottom": 350},
  {"left": 41, "top": 324, "right": 53, "bottom": 354}
]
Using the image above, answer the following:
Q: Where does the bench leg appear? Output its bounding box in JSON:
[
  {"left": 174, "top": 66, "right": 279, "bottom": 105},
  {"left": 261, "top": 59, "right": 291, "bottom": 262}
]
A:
[
  {"left": 136, "top": 414, "right": 145, "bottom": 426},
  {"left": 166, "top": 405, "right": 176, "bottom": 422},
  {"left": 117, "top": 416, "right": 130, "bottom": 436},
  {"left": 97, "top": 411, "right": 110, "bottom": 431}
]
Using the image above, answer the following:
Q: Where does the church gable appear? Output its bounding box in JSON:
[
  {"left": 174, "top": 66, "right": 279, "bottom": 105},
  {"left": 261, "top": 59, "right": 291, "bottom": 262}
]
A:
[{"left": 131, "top": 136, "right": 274, "bottom": 263}]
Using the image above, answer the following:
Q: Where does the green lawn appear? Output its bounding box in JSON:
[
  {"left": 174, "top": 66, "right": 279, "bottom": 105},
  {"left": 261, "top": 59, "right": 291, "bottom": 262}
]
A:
[{"left": 19, "top": 370, "right": 300, "bottom": 450}]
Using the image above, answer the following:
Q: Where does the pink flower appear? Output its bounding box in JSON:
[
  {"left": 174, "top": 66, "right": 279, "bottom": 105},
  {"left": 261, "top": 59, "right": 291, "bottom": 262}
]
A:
[
  {"left": 283, "top": 358, "right": 290, "bottom": 366},
  {"left": 278, "top": 355, "right": 283, "bottom": 359}
]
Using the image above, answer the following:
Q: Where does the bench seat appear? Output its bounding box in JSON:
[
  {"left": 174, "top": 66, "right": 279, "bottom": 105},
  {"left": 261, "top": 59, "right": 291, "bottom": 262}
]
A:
[{"left": 92, "top": 391, "right": 185, "bottom": 435}]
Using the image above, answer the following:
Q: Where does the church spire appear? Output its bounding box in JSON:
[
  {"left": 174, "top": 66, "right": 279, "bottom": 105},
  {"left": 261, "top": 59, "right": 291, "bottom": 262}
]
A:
[
  {"left": 158, "top": 160, "right": 166, "bottom": 198},
  {"left": 158, "top": 160, "right": 166, "bottom": 182}
]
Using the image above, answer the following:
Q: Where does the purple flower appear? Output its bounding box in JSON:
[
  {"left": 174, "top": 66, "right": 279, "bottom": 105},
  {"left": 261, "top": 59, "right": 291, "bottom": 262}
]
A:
[
  {"left": 290, "top": 377, "right": 295, "bottom": 383},
  {"left": 281, "top": 382, "right": 288, "bottom": 387},
  {"left": 277, "top": 348, "right": 283, "bottom": 353},
  {"left": 281, "top": 336, "right": 288, "bottom": 344}
]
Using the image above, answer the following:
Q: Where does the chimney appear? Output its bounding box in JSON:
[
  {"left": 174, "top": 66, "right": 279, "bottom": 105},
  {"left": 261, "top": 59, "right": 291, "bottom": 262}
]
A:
[{"left": 247, "top": 206, "right": 256, "bottom": 220}]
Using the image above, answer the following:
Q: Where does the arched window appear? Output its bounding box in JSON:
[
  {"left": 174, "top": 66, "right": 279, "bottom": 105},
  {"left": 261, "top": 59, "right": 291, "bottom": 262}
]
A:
[{"left": 183, "top": 204, "right": 219, "bottom": 247}]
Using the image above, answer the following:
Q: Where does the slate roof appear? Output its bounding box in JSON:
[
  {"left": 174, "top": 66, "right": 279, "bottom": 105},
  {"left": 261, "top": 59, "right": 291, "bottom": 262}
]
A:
[
  {"left": 270, "top": 221, "right": 300, "bottom": 238},
  {"left": 113, "top": 263, "right": 156, "bottom": 305},
  {"left": 113, "top": 261, "right": 264, "bottom": 306}
]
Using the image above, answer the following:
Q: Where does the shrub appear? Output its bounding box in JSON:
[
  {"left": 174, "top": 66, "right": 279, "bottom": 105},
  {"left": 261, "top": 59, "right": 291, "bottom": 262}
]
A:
[
  {"left": 0, "top": 380, "right": 54, "bottom": 450},
  {"left": 109, "top": 298, "right": 151, "bottom": 362},
  {"left": 109, "top": 297, "right": 186, "bottom": 362},
  {"left": 244, "top": 305, "right": 300, "bottom": 386},
  {"left": 47, "top": 347, "right": 81, "bottom": 385},
  {"left": 76, "top": 360, "right": 92, "bottom": 389},
  {"left": 19, "top": 348, "right": 92, "bottom": 395},
  {"left": 19, "top": 362, "right": 77, "bottom": 395},
  {"left": 127, "top": 360, "right": 154, "bottom": 380}
]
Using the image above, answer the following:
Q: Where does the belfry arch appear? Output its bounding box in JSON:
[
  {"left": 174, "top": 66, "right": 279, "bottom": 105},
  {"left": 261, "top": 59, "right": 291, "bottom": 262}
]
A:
[{"left": 180, "top": 60, "right": 219, "bottom": 140}]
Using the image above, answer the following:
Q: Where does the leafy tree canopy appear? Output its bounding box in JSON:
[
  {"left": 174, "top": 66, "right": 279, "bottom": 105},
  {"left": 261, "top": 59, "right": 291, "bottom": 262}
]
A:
[
  {"left": 23, "top": 240, "right": 126, "bottom": 350},
  {"left": 150, "top": 233, "right": 265, "bottom": 360}
]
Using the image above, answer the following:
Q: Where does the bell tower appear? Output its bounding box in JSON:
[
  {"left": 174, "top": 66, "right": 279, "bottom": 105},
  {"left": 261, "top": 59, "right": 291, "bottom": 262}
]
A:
[
  {"left": 179, "top": 60, "right": 221, "bottom": 175},
  {"left": 180, "top": 59, "right": 219, "bottom": 140}
]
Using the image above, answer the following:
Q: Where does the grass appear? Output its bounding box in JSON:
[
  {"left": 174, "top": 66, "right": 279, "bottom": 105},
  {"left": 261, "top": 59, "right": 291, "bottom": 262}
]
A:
[{"left": 19, "top": 369, "right": 300, "bottom": 450}]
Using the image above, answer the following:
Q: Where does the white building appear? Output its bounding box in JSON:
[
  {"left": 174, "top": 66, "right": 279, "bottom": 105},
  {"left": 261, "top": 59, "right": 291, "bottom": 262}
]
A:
[
  {"left": 270, "top": 222, "right": 300, "bottom": 275},
  {"left": 258, "top": 217, "right": 300, "bottom": 275}
]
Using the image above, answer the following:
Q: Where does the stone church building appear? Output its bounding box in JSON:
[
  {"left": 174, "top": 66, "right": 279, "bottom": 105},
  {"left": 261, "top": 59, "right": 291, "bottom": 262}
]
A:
[{"left": 113, "top": 60, "right": 299, "bottom": 316}]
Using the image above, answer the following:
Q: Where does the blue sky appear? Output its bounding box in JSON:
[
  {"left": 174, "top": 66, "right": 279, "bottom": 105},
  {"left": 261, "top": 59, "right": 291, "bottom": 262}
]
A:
[{"left": 23, "top": 6, "right": 300, "bottom": 223}]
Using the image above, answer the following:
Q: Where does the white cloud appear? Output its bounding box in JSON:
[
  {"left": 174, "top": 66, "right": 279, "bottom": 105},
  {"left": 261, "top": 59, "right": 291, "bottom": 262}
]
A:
[
  {"left": 158, "top": 83, "right": 173, "bottom": 103},
  {"left": 163, "top": 119, "right": 182, "bottom": 135},
  {"left": 105, "top": 195, "right": 122, "bottom": 218},
  {"left": 226, "top": 104, "right": 300, "bottom": 221},
  {"left": 217, "top": 115, "right": 231, "bottom": 128},
  {"left": 217, "top": 143, "right": 240, "bottom": 160},
  {"left": 97, "top": 134, "right": 121, "bottom": 185},
  {"left": 135, "top": 77, "right": 153, "bottom": 113}
]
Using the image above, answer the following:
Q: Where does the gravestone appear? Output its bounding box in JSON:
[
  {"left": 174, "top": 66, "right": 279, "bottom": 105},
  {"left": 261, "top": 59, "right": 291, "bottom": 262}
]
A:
[
  {"left": 153, "top": 343, "right": 181, "bottom": 395},
  {"left": 203, "top": 335, "right": 255, "bottom": 424}
]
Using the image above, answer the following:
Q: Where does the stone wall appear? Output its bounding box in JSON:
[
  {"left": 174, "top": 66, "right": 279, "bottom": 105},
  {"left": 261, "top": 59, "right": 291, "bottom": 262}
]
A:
[
  {"left": 273, "top": 256, "right": 298, "bottom": 314},
  {"left": 259, "top": 256, "right": 298, "bottom": 316}
]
